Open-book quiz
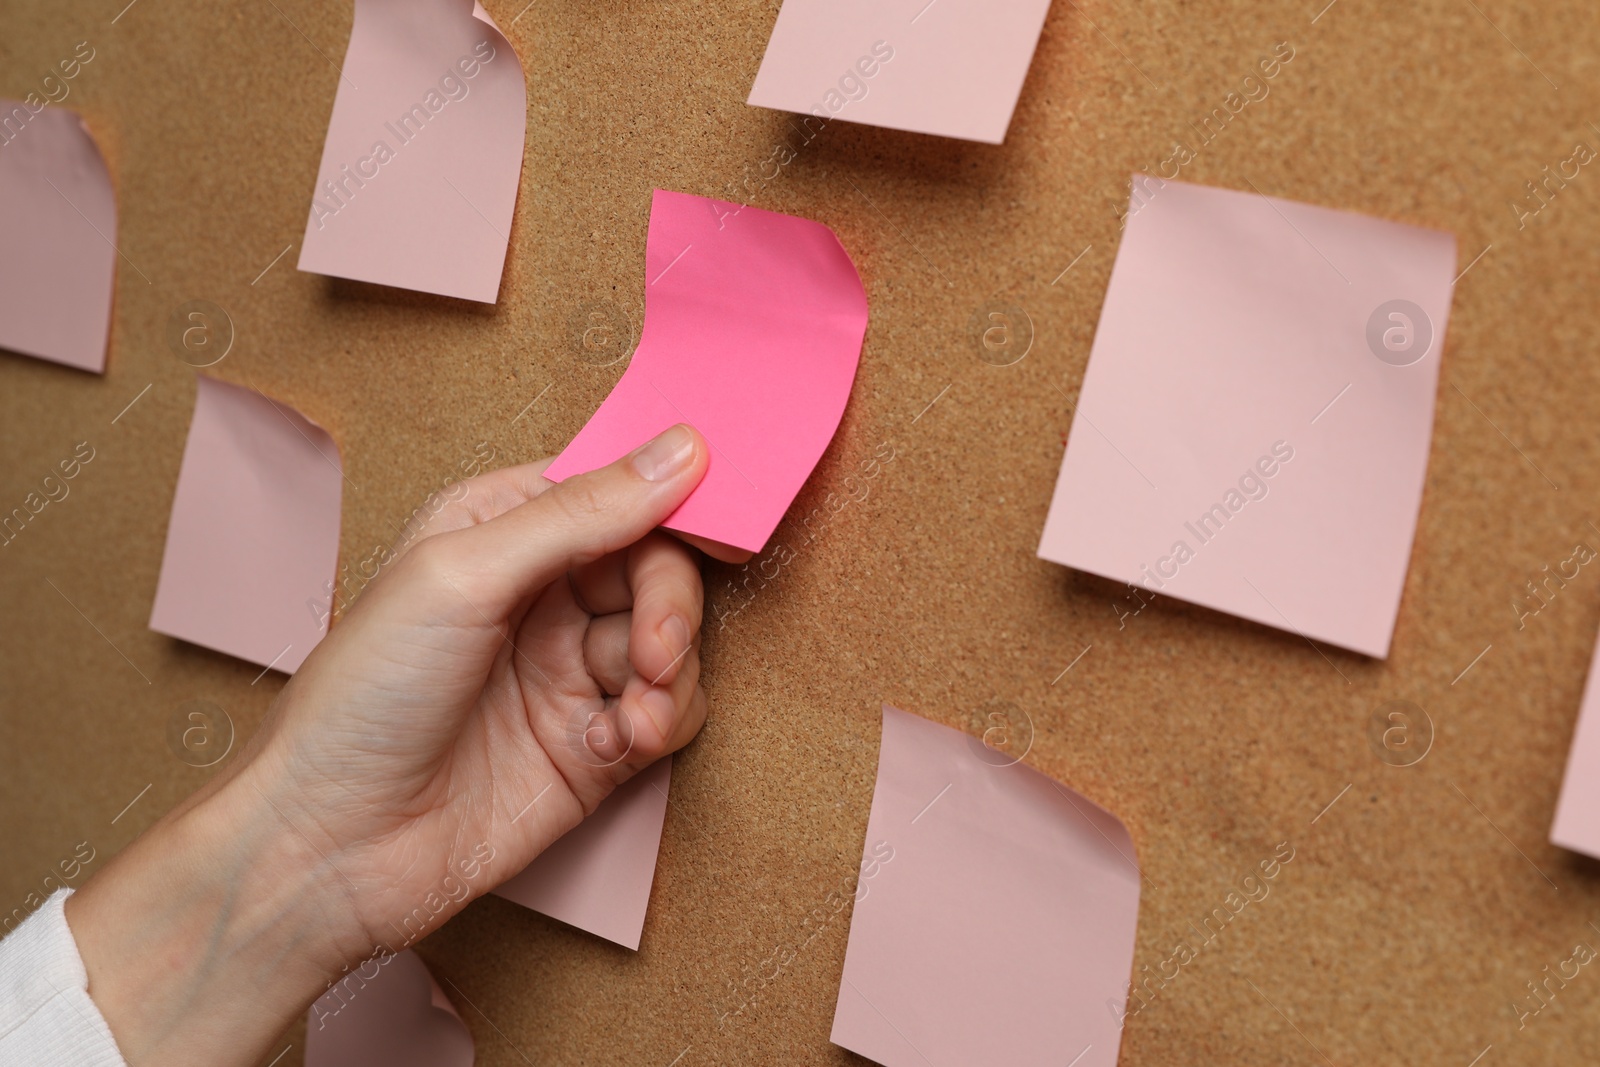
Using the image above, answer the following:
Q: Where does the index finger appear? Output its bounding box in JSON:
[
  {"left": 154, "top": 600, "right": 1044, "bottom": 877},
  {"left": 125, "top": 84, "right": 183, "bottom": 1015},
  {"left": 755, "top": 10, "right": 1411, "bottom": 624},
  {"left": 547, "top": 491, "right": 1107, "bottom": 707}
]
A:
[{"left": 627, "top": 532, "right": 705, "bottom": 686}]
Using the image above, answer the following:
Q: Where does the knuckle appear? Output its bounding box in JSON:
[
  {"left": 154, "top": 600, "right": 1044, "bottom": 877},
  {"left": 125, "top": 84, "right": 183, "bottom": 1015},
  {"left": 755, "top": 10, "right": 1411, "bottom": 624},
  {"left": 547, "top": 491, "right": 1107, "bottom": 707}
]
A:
[
  {"left": 399, "top": 531, "right": 458, "bottom": 589},
  {"left": 551, "top": 480, "right": 609, "bottom": 528},
  {"left": 674, "top": 579, "right": 705, "bottom": 634},
  {"left": 683, "top": 570, "right": 704, "bottom": 599},
  {"left": 546, "top": 480, "right": 622, "bottom": 565}
]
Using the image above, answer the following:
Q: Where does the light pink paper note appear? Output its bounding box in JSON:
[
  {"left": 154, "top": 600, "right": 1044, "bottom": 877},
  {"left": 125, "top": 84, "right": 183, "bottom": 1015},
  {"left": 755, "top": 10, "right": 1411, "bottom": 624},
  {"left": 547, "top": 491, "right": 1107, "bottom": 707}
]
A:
[
  {"left": 149, "top": 376, "right": 342, "bottom": 674},
  {"left": 747, "top": 0, "right": 1053, "bottom": 144},
  {"left": 1552, "top": 623, "right": 1600, "bottom": 859},
  {"left": 544, "top": 189, "right": 868, "bottom": 554},
  {"left": 493, "top": 757, "right": 671, "bottom": 950},
  {"left": 297, "top": 0, "right": 526, "bottom": 303},
  {"left": 1039, "top": 177, "right": 1458, "bottom": 659},
  {"left": 832, "top": 705, "right": 1140, "bottom": 1067},
  {"left": 306, "top": 948, "right": 473, "bottom": 1067},
  {"left": 0, "top": 101, "right": 116, "bottom": 373}
]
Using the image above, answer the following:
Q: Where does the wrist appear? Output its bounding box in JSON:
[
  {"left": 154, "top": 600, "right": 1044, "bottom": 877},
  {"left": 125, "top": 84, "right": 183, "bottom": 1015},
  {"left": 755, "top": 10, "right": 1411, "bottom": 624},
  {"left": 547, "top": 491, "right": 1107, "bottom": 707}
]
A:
[{"left": 67, "top": 763, "right": 372, "bottom": 1066}]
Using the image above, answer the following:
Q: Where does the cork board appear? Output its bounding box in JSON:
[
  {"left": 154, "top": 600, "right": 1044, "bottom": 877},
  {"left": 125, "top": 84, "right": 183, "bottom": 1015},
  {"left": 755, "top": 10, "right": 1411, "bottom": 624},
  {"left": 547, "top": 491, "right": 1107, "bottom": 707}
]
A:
[{"left": 3, "top": 0, "right": 1600, "bottom": 1063}]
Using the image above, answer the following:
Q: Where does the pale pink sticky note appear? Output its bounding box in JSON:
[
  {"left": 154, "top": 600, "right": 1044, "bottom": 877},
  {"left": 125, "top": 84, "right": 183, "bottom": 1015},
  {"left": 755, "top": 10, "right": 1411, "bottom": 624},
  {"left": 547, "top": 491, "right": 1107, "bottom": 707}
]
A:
[
  {"left": 0, "top": 102, "right": 116, "bottom": 373},
  {"left": 1039, "top": 177, "right": 1458, "bottom": 659},
  {"left": 544, "top": 189, "right": 868, "bottom": 554},
  {"left": 832, "top": 705, "right": 1140, "bottom": 1066},
  {"left": 493, "top": 757, "right": 670, "bottom": 950},
  {"left": 297, "top": 0, "right": 526, "bottom": 302},
  {"left": 306, "top": 948, "right": 473, "bottom": 1067},
  {"left": 149, "top": 376, "right": 342, "bottom": 674},
  {"left": 747, "top": 0, "right": 1053, "bottom": 144},
  {"left": 1553, "top": 627, "right": 1600, "bottom": 859}
]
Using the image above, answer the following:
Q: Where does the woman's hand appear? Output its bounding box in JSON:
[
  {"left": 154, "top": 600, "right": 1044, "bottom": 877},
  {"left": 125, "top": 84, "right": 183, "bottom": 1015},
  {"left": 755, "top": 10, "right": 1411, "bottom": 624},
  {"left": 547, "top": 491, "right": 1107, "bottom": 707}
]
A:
[{"left": 67, "top": 425, "right": 714, "bottom": 1066}]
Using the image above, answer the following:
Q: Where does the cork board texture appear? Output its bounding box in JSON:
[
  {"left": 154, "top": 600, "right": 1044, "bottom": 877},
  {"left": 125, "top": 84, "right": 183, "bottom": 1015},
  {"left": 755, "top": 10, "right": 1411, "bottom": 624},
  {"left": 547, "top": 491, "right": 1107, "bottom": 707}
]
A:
[{"left": 3, "top": 1, "right": 1599, "bottom": 1064}]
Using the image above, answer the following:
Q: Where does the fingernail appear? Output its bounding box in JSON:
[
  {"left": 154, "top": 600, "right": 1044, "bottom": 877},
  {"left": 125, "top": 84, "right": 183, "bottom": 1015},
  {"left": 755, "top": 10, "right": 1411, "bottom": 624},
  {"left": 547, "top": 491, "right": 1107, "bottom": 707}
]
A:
[
  {"left": 632, "top": 424, "right": 696, "bottom": 482},
  {"left": 641, "top": 685, "right": 677, "bottom": 738}
]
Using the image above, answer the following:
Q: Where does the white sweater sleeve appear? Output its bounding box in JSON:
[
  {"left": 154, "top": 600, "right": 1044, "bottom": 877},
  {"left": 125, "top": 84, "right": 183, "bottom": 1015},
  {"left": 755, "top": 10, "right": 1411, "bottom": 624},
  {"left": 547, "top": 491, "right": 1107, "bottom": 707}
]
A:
[{"left": 0, "top": 889, "right": 127, "bottom": 1066}]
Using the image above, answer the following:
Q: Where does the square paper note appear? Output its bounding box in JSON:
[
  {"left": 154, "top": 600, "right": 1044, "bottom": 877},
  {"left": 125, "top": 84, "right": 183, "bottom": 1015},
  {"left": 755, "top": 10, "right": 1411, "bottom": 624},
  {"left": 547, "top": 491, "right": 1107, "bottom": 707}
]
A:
[
  {"left": 1039, "top": 178, "right": 1457, "bottom": 658},
  {"left": 297, "top": 0, "right": 526, "bottom": 302},
  {"left": 544, "top": 189, "right": 867, "bottom": 554},
  {"left": 832, "top": 705, "right": 1140, "bottom": 1067},
  {"left": 150, "top": 376, "right": 342, "bottom": 674},
  {"left": 747, "top": 0, "right": 1053, "bottom": 144},
  {"left": 0, "top": 102, "right": 116, "bottom": 373},
  {"left": 492, "top": 757, "right": 671, "bottom": 950},
  {"left": 1552, "top": 626, "right": 1600, "bottom": 860}
]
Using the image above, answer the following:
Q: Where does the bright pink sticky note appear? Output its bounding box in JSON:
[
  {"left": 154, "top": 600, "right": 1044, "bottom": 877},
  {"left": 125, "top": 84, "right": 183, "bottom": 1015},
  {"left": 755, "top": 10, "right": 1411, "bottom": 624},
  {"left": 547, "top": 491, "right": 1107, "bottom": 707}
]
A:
[
  {"left": 747, "top": 0, "right": 1053, "bottom": 144},
  {"left": 1553, "top": 626, "right": 1600, "bottom": 859},
  {"left": 149, "top": 376, "right": 342, "bottom": 674},
  {"left": 1039, "top": 177, "right": 1458, "bottom": 659},
  {"left": 297, "top": 0, "right": 526, "bottom": 303},
  {"left": 306, "top": 948, "right": 473, "bottom": 1067},
  {"left": 544, "top": 189, "right": 868, "bottom": 554},
  {"left": 493, "top": 757, "right": 671, "bottom": 951},
  {"left": 832, "top": 705, "right": 1141, "bottom": 1066},
  {"left": 0, "top": 102, "right": 116, "bottom": 373}
]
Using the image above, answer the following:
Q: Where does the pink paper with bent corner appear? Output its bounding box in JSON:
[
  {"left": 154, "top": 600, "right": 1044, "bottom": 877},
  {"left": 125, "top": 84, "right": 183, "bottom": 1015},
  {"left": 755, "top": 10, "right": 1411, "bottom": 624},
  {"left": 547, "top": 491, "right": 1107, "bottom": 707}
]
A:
[
  {"left": 747, "top": 0, "right": 1053, "bottom": 144},
  {"left": 149, "top": 375, "right": 342, "bottom": 674},
  {"left": 493, "top": 756, "right": 671, "bottom": 950},
  {"left": 1038, "top": 178, "right": 1458, "bottom": 659},
  {"left": 0, "top": 101, "right": 116, "bottom": 373},
  {"left": 544, "top": 189, "right": 868, "bottom": 554},
  {"left": 297, "top": 0, "right": 525, "bottom": 303},
  {"left": 832, "top": 705, "right": 1141, "bottom": 1067},
  {"left": 1552, "top": 629, "right": 1600, "bottom": 859},
  {"left": 305, "top": 948, "right": 473, "bottom": 1067}
]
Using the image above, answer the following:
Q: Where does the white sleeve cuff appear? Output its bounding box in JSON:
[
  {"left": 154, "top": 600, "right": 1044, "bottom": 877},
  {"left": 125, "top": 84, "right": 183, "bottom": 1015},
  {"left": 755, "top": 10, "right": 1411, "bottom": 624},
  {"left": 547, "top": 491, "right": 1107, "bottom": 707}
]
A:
[{"left": 0, "top": 888, "right": 128, "bottom": 1066}]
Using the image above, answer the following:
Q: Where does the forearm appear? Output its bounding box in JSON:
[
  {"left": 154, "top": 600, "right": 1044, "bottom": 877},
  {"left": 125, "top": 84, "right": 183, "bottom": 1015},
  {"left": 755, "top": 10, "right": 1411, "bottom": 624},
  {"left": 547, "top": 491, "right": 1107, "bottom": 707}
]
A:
[{"left": 65, "top": 765, "right": 371, "bottom": 1066}]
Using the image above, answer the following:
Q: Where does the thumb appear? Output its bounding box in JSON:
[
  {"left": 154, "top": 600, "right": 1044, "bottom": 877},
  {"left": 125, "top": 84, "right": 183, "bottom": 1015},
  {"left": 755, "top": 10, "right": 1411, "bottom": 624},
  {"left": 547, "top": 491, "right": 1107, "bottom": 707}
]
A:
[{"left": 401, "top": 424, "right": 709, "bottom": 622}]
